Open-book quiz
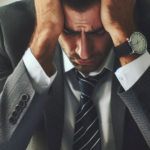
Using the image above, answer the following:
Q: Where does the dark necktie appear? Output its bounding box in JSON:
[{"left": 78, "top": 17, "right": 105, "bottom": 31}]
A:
[{"left": 73, "top": 70, "right": 107, "bottom": 150}]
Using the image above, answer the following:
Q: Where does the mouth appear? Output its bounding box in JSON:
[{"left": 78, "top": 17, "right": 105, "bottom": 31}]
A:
[{"left": 76, "top": 58, "right": 97, "bottom": 66}]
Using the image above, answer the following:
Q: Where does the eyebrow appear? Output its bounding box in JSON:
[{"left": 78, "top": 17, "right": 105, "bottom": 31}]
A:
[{"left": 63, "top": 26, "right": 105, "bottom": 34}]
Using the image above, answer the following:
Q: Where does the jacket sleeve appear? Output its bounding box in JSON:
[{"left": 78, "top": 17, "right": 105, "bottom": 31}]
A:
[
  {"left": 118, "top": 66, "right": 150, "bottom": 148},
  {"left": 0, "top": 13, "right": 51, "bottom": 150}
]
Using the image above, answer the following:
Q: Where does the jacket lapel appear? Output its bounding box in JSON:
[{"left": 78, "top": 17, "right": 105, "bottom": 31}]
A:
[
  {"left": 111, "top": 58, "right": 126, "bottom": 150},
  {"left": 44, "top": 43, "right": 65, "bottom": 150}
]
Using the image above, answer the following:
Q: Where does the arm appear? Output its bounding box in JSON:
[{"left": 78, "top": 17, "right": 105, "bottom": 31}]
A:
[
  {"left": 0, "top": 0, "right": 64, "bottom": 149},
  {"left": 0, "top": 35, "right": 46, "bottom": 150},
  {"left": 101, "top": 0, "right": 150, "bottom": 147}
]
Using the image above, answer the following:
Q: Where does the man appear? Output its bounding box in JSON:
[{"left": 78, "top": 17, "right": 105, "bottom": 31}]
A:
[{"left": 0, "top": 0, "right": 150, "bottom": 149}]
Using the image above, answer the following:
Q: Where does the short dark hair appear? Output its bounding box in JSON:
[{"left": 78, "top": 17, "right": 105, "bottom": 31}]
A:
[{"left": 61, "top": 0, "right": 100, "bottom": 12}]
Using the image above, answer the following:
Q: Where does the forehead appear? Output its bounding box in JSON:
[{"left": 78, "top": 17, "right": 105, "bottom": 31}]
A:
[{"left": 63, "top": 5, "right": 102, "bottom": 31}]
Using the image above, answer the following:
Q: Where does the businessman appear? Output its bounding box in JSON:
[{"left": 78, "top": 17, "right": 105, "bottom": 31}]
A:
[{"left": 0, "top": 0, "right": 150, "bottom": 149}]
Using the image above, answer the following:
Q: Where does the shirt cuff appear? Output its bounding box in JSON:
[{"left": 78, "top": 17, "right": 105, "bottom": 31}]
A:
[
  {"left": 23, "top": 48, "right": 57, "bottom": 94},
  {"left": 115, "top": 51, "right": 150, "bottom": 91}
]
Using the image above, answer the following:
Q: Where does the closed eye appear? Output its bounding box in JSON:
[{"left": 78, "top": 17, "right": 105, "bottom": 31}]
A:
[
  {"left": 63, "top": 28, "right": 80, "bottom": 35},
  {"left": 87, "top": 29, "right": 106, "bottom": 37},
  {"left": 96, "top": 29, "right": 106, "bottom": 35},
  {"left": 63, "top": 26, "right": 106, "bottom": 36},
  {"left": 63, "top": 29, "right": 72, "bottom": 34}
]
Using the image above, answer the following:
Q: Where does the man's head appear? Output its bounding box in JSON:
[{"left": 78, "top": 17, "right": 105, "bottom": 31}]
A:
[{"left": 59, "top": 2, "right": 113, "bottom": 75}]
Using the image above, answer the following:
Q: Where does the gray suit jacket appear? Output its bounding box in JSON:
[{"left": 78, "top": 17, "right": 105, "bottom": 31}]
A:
[{"left": 0, "top": 0, "right": 150, "bottom": 150}]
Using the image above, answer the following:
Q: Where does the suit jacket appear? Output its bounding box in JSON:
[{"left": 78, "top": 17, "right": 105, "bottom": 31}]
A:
[{"left": 0, "top": 0, "right": 150, "bottom": 150}]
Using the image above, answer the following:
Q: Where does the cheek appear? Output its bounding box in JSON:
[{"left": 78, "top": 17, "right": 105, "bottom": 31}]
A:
[
  {"left": 59, "top": 34, "right": 77, "bottom": 53},
  {"left": 90, "top": 33, "right": 112, "bottom": 53}
]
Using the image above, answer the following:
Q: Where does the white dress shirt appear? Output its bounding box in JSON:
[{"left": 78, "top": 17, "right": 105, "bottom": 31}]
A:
[{"left": 23, "top": 48, "right": 150, "bottom": 150}]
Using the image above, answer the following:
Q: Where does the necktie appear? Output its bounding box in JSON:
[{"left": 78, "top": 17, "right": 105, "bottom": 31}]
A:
[{"left": 73, "top": 70, "right": 107, "bottom": 150}]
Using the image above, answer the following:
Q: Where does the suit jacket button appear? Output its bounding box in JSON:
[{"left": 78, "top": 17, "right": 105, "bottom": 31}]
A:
[
  {"left": 22, "top": 94, "right": 29, "bottom": 102},
  {"left": 12, "top": 111, "right": 19, "bottom": 118},
  {"left": 9, "top": 117, "right": 17, "bottom": 125},
  {"left": 19, "top": 100, "right": 26, "bottom": 108},
  {"left": 15, "top": 105, "right": 22, "bottom": 113}
]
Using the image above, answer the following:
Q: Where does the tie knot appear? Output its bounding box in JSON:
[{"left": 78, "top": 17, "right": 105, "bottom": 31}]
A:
[
  {"left": 75, "top": 69, "right": 108, "bottom": 97},
  {"left": 75, "top": 70, "right": 101, "bottom": 97}
]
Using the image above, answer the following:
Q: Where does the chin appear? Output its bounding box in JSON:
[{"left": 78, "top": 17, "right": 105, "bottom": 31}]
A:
[{"left": 73, "top": 62, "right": 101, "bottom": 74}]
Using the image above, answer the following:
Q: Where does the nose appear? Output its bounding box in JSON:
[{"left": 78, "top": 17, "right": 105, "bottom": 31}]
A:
[{"left": 75, "top": 32, "right": 92, "bottom": 60}]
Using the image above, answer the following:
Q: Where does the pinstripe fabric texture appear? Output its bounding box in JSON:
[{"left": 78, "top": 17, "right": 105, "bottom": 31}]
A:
[{"left": 73, "top": 70, "right": 107, "bottom": 150}]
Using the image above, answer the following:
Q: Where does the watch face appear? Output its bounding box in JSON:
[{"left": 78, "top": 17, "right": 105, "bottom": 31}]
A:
[{"left": 130, "top": 32, "right": 147, "bottom": 54}]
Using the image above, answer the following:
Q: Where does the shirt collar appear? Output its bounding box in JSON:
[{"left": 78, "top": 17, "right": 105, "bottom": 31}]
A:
[{"left": 62, "top": 47, "right": 115, "bottom": 76}]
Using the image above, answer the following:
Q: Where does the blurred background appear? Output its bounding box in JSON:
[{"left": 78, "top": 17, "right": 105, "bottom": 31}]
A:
[{"left": 0, "top": 0, "right": 20, "bottom": 7}]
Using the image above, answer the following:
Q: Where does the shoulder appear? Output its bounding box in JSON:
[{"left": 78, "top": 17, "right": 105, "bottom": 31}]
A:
[
  {"left": 0, "top": 0, "right": 35, "bottom": 24},
  {"left": 0, "top": 1, "right": 35, "bottom": 67},
  {"left": 0, "top": 0, "right": 35, "bottom": 36}
]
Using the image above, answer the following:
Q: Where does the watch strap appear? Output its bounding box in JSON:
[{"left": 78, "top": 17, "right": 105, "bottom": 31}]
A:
[{"left": 113, "top": 42, "right": 132, "bottom": 58}]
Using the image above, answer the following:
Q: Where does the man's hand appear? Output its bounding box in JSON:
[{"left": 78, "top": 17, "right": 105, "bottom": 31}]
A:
[
  {"left": 29, "top": 0, "right": 64, "bottom": 76},
  {"left": 101, "top": 0, "right": 137, "bottom": 47}
]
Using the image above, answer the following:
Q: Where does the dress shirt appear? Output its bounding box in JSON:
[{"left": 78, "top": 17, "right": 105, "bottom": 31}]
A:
[{"left": 23, "top": 48, "right": 150, "bottom": 150}]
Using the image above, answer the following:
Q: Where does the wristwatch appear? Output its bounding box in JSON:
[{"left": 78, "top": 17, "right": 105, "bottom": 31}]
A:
[{"left": 113, "top": 32, "right": 147, "bottom": 58}]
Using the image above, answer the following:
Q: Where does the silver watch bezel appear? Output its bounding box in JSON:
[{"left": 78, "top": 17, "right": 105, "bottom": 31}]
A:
[{"left": 127, "top": 32, "right": 147, "bottom": 54}]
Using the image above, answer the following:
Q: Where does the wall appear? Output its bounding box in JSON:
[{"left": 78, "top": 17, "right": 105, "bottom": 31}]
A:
[{"left": 0, "top": 0, "right": 20, "bottom": 7}]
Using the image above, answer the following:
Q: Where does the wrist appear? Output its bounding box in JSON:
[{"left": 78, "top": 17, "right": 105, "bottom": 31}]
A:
[
  {"left": 119, "top": 53, "right": 140, "bottom": 66},
  {"left": 109, "top": 25, "right": 138, "bottom": 47},
  {"left": 30, "top": 28, "right": 59, "bottom": 58},
  {"left": 31, "top": 48, "right": 56, "bottom": 77},
  {"left": 40, "top": 60, "right": 56, "bottom": 77},
  {"left": 29, "top": 28, "right": 58, "bottom": 77},
  {"left": 30, "top": 28, "right": 59, "bottom": 47}
]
